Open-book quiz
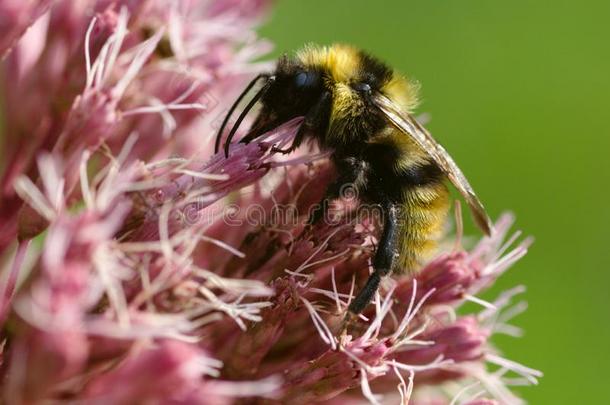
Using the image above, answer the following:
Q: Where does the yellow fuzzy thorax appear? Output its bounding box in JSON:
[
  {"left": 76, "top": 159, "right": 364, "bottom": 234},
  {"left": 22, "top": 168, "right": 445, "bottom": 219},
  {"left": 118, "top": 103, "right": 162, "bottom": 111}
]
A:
[
  {"left": 295, "top": 44, "right": 419, "bottom": 113},
  {"left": 296, "top": 44, "right": 359, "bottom": 82}
]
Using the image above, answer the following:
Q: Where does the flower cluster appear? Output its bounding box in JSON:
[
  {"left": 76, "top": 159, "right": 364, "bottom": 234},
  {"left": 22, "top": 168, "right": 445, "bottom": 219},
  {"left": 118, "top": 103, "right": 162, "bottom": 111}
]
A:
[{"left": 0, "top": 1, "right": 540, "bottom": 404}]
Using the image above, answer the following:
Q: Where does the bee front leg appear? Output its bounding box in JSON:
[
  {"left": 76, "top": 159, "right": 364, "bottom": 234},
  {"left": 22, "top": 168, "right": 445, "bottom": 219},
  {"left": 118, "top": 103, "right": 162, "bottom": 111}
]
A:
[
  {"left": 270, "top": 121, "right": 307, "bottom": 154},
  {"left": 272, "top": 91, "right": 331, "bottom": 155},
  {"left": 348, "top": 203, "right": 401, "bottom": 315}
]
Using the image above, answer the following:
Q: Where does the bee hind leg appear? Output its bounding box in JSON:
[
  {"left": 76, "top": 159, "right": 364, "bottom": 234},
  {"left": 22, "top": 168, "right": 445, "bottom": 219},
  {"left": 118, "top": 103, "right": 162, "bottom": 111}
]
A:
[{"left": 347, "top": 203, "right": 401, "bottom": 315}]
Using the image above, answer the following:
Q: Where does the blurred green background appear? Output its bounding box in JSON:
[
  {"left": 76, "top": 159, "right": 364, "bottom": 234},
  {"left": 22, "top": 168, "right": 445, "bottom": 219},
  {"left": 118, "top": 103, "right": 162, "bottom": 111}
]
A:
[{"left": 261, "top": 0, "right": 610, "bottom": 403}]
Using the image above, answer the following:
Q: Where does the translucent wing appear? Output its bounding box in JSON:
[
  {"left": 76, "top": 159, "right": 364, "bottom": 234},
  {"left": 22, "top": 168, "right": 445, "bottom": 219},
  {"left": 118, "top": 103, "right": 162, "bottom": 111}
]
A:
[{"left": 373, "top": 93, "right": 493, "bottom": 235}]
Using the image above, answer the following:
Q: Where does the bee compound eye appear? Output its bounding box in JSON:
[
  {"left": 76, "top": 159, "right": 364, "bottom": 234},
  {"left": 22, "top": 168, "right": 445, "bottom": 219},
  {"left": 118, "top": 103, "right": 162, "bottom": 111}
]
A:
[
  {"left": 353, "top": 82, "right": 372, "bottom": 93},
  {"left": 295, "top": 71, "right": 318, "bottom": 88}
]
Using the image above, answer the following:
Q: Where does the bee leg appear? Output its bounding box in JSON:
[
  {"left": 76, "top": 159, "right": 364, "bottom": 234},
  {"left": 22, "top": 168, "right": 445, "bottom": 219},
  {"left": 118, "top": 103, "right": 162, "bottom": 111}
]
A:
[
  {"left": 270, "top": 120, "right": 307, "bottom": 154},
  {"left": 306, "top": 179, "right": 341, "bottom": 226},
  {"left": 307, "top": 156, "right": 366, "bottom": 226},
  {"left": 272, "top": 91, "right": 331, "bottom": 154},
  {"left": 348, "top": 203, "right": 400, "bottom": 315},
  {"left": 339, "top": 311, "right": 358, "bottom": 337}
]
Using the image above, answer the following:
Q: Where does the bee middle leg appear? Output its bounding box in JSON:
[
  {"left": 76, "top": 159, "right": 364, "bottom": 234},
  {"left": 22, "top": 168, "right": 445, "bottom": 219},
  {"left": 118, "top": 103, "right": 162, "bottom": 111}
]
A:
[
  {"left": 307, "top": 157, "right": 368, "bottom": 226},
  {"left": 306, "top": 178, "right": 342, "bottom": 226},
  {"left": 348, "top": 203, "right": 401, "bottom": 315}
]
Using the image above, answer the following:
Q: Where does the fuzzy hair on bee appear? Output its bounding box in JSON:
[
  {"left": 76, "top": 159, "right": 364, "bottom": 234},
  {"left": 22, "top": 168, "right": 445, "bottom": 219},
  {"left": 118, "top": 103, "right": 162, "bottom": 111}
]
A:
[{"left": 215, "top": 43, "right": 493, "bottom": 316}]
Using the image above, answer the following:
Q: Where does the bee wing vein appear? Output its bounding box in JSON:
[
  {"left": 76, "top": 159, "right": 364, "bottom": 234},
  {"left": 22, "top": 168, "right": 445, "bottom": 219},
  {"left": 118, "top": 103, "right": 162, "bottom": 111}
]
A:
[{"left": 373, "top": 93, "right": 494, "bottom": 235}]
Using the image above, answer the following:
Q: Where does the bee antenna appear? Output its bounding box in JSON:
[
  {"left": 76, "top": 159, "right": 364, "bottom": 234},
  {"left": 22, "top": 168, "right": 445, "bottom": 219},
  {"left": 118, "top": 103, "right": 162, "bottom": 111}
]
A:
[
  {"left": 214, "top": 73, "right": 271, "bottom": 155},
  {"left": 222, "top": 76, "right": 275, "bottom": 158}
]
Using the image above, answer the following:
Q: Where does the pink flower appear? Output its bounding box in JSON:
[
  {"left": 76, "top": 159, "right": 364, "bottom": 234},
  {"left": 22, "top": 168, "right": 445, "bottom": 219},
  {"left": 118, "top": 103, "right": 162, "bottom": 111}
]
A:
[
  {"left": 0, "top": 1, "right": 540, "bottom": 404},
  {"left": 0, "top": 0, "right": 51, "bottom": 57}
]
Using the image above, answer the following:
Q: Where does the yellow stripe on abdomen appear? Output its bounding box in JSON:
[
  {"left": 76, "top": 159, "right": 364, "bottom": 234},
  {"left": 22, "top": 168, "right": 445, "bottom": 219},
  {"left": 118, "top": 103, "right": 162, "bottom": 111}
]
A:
[{"left": 396, "top": 182, "right": 450, "bottom": 274}]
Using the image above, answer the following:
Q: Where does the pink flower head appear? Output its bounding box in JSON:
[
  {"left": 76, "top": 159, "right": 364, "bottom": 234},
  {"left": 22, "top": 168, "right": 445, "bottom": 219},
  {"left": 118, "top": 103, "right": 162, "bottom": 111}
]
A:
[{"left": 0, "top": 1, "right": 540, "bottom": 404}]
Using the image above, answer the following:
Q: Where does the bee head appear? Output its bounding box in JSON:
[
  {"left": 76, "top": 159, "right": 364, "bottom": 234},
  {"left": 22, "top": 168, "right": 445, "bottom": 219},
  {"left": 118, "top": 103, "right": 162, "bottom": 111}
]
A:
[
  {"left": 215, "top": 44, "right": 419, "bottom": 157},
  {"left": 245, "top": 57, "right": 329, "bottom": 137},
  {"left": 247, "top": 47, "right": 390, "bottom": 147}
]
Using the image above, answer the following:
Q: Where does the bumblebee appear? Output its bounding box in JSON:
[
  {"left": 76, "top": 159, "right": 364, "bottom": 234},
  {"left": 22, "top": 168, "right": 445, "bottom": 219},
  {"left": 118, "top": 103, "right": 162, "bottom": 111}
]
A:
[{"left": 215, "top": 44, "right": 493, "bottom": 315}]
